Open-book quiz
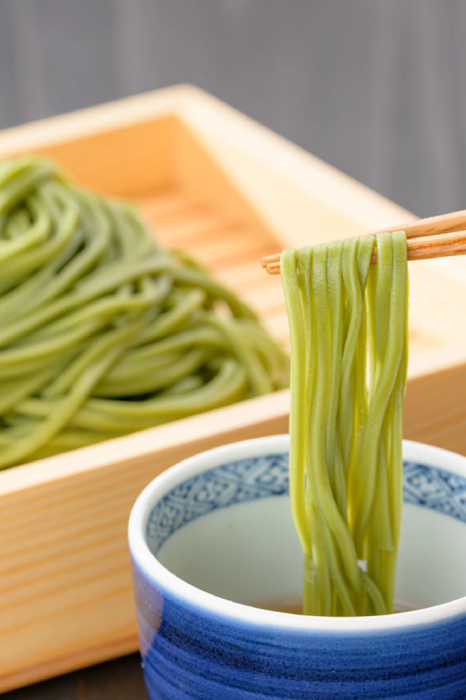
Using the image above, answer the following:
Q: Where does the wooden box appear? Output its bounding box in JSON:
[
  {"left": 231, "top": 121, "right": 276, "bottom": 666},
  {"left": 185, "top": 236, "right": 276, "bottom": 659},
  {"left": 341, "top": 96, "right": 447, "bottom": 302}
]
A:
[{"left": 2, "top": 85, "right": 466, "bottom": 691}]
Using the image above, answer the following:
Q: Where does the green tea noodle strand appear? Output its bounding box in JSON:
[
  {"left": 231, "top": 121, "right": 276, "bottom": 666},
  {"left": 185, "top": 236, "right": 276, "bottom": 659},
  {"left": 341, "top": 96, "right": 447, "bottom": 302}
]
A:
[
  {"left": 282, "top": 231, "right": 408, "bottom": 616},
  {"left": 0, "top": 157, "right": 289, "bottom": 470},
  {"left": 281, "top": 249, "right": 312, "bottom": 561}
]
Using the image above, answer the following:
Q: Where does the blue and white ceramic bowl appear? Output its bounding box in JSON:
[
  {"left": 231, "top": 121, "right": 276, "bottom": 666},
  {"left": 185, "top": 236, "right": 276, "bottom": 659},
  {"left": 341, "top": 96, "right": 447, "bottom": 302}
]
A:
[{"left": 128, "top": 436, "right": 466, "bottom": 699}]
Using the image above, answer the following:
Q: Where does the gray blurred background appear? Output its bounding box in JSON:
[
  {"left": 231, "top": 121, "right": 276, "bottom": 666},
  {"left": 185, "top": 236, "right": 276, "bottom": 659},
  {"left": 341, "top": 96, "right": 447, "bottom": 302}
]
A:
[{"left": 1, "top": 0, "right": 464, "bottom": 217}]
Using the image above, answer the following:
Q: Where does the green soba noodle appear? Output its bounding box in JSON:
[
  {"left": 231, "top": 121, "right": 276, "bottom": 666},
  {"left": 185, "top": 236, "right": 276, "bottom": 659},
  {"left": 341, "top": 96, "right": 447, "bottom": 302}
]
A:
[
  {"left": 281, "top": 232, "right": 408, "bottom": 616},
  {"left": 0, "top": 157, "right": 289, "bottom": 470}
]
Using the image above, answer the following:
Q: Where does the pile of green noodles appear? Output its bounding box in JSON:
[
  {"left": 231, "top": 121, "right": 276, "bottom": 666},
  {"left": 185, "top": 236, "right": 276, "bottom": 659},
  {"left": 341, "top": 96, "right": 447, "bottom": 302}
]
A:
[
  {"left": 0, "top": 157, "right": 288, "bottom": 469},
  {"left": 281, "top": 232, "right": 408, "bottom": 616}
]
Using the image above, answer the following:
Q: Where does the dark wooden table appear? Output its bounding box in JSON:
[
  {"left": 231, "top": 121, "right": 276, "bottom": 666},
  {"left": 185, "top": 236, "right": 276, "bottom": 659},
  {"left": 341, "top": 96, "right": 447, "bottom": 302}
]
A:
[{"left": 4, "top": 655, "right": 148, "bottom": 700}]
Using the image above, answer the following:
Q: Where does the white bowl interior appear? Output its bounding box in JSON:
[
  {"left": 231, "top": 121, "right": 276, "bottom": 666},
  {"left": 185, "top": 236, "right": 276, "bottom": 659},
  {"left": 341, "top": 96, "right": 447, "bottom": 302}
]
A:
[{"left": 152, "top": 450, "right": 466, "bottom": 613}]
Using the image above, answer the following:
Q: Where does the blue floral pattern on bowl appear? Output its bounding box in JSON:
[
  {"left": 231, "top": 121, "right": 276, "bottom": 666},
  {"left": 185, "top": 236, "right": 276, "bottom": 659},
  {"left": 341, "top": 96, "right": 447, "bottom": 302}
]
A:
[{"left": 147, "top": 455, "right": 466, "bottom": 555}]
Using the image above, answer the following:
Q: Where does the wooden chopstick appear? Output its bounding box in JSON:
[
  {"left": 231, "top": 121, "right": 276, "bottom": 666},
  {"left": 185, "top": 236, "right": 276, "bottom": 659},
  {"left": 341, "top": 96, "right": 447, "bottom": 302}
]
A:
[{"left": 261, "top": 210, "right": 466, "bottom": 274}]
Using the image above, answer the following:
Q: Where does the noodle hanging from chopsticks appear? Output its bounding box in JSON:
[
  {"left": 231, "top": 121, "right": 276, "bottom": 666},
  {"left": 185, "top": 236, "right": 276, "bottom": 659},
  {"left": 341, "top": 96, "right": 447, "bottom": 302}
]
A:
[{"left": 281, "top": 232, "right": 408, "bottom": 616}]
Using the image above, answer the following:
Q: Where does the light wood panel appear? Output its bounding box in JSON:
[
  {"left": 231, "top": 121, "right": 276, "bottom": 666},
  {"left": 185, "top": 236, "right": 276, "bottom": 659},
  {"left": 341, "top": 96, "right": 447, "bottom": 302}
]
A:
[
  {"left": 0, "top": 112, "right": 179, "bottom": 196},
  {"left": 0, "top": 389, "right": 290, "bottom": 691},
  {"left": 1, "top": 86, "right": 466, "bottom": 692},
  {"left": 0, "top": 93, "right": 288, "bottom": 690}
]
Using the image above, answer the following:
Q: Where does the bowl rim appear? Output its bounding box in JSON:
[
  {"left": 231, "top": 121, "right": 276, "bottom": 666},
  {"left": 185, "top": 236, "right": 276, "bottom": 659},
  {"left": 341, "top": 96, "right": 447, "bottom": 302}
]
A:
[{"left": 128, "top": 435, "right": 466, "bottom": 632}]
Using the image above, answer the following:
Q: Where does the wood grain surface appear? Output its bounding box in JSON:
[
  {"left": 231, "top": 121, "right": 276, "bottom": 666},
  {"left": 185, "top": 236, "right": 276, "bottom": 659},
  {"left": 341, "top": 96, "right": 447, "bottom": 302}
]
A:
[
  {"left": 3, "top": 85, "right": 466, "bottom": 692},
  {"left": 0, "top": 2, "right": 465, "bottom": 693},
  {"left": 0, "top": 94, "right": 289, "bottom": 692},
  {"left": 3, "top": 655, "right": 147, "bottom": 700},
  {"left": 0, "top": 1, "right": 465, "bottom": 694}
]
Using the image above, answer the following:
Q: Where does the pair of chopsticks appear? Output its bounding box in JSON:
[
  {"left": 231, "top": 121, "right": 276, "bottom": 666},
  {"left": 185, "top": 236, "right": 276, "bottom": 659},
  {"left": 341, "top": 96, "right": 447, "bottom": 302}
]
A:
[{"left": 261, "top": 210, "right": 466, "bottom": 274}]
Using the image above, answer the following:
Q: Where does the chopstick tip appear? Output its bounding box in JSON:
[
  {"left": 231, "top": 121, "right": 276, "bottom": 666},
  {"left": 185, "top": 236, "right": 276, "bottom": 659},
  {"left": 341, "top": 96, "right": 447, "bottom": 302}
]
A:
[{"left": 266, "top": 262, "right": 281, "bottom": 275}]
